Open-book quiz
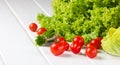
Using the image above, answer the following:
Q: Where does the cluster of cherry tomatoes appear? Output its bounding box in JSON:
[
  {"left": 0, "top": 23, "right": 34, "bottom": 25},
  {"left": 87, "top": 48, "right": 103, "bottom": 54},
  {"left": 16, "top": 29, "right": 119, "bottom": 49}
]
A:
[
  {"left": 51, "top": 36, "right": 102, "bottom": 58},
  {"left": 29, "top": 23, "right": 46, "bottom": 35},
  {"left": 29, "top": 22, "right": 102, "bottom": 59}
]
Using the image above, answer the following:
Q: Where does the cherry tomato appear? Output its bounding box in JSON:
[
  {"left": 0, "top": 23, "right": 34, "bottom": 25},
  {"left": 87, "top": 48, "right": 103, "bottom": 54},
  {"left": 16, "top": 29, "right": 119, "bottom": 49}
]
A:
[
  {"left": 37, "top": 28, "right": 47, "bottom": 35},
  {"left": 57, "top": 36, "right": 66, "bottom": 42},
  {"left": 70, "top": 42, "right": 82, "bottom": 54},
  {"left": 86, "top": 46, "right": 97, "bottom": 58},
  {"left": 73, "top": 36, "right": 84, "bottom": 47},
  {"left": 29, "top": 23, "right": 38, "bottom": 32},
  {"left": 57, "top": 36, "right": 69, "bottom": 51},
  {"left": 89, "top": 37, "right": 102, "bottom": 49},
  {"left": 70, "top": 36, "right": 84, "bottom": 54},
  {"left": 86, "top": 43, "right": 93, "bottom": 48},
  {"left": 50, "top": 42, "right": 65, "bottom": 56},
  {"left": 62, "top": 41, "right": 69, "bottom": 51}
]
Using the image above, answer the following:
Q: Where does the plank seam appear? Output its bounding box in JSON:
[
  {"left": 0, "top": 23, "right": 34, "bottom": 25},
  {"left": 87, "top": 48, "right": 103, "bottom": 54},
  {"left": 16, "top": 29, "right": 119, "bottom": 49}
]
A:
[{"left": 3, "top": 0, "right": 51, "bottom": 65}]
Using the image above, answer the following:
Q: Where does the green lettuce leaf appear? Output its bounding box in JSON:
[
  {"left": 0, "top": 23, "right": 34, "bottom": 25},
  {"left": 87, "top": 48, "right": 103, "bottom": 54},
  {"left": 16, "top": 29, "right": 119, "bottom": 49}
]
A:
[{"left": 101, "top": 27, "right": 120, "bottom": 56}]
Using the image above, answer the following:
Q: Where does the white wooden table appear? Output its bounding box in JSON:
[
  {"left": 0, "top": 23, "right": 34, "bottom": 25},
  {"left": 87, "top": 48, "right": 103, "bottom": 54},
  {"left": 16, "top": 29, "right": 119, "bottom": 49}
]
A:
[{"left": 0, "top": 0, "right": 120, "bottom": 65}]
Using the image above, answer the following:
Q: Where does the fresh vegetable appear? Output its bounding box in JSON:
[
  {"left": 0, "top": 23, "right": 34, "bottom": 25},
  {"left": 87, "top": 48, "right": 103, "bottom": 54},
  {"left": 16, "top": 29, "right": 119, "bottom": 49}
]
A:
[
  {"left": 29, "top": 23, "right": 38, "bottom": 32},
  {"left": 70, "top": 36, "right": 84, "bottom": 54},
  {"left": 62, "top": 41, "right": 69, "bottom": 51},
  {"left": 72, "top": 36, "right": 84, "bottom": 47},
  {"left": 86, "top": 46, "right": 97, "bottom": 58},
  {"left": 35, "top": 29, "right": 56, "bottom": 46},
  {"left": 86, "top": 43, "right": 94, "bottom": 48},
  {"left": 57, "top": 36, "right": 66, "bottom": 42},
  {"left": 101, "top": 27, "right": 120, "bottom": 56},
  {"left": 33, "top": 0, "right": 120, "bottom": 57},
  {"left": 37, "top": 28, "right": 47, "bottom": 35},
  {"left": 37, "top": 0, "right": 120, "bottom": 45},
  {"left": 88, "top": 37, "right": 102, "bottom": 49},
  {"left": 35, "top": 36, "right": 46, "bottom": 46},
  {"left": 57, "top": 36, "right": 69, "bottom": 51},
  {"left": 70, "top": 42, "right": 82, "bottom": 54},
  {"left": 50, "top": 42, "right": 65, "bottom": 56}
]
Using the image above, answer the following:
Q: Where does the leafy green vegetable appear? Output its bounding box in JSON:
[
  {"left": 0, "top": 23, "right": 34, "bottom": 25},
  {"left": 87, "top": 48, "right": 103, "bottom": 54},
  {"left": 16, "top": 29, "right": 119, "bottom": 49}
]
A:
[
  {"left": 35, "top": 36, "right": 46, "bottom": 46},
  {"left": 101, "top": 27, "right": 120, "bottom": 56},
  {"left": 37, "top": 0, "right": 120, "bottom": 45},
  {"left": 35, "top": 29, "right": 56, "bottom": 46}
]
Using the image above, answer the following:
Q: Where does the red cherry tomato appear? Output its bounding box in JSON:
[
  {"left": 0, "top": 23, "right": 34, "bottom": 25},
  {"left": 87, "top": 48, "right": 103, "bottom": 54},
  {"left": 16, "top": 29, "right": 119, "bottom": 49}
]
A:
[
  {"left": 73, "top": 36, "right": 84, "bottom": 47},
  {"left": 29, "top": 23, "right": 38, "bottom": 32},
  {"left": 57, "top": 36, "right": 66, "bottom": 42},
  {"left": 70, "top": 36, "right": 84, "bottom": 54},
  {"left": 57, "top": 36, "right": 69, "bottom": 51},
  {"left": 62, "top": 41, "right": 69, "bottom": 51},
  {"left": 89, "top": 37, "right": 102, "bottom": 49},
  {"left": 37, "top": 28, "right": 47, "bottom": 35},
  {"left": 70, "top": 42, "right": 82, "bottom": 54},
  {"left": 86, "top": 43, "right": 93, "bottom": 48},
  {"left": 86, "top": 46, "right": 97, "bottom": 58},
  {"left": 50, "top": 42, "right": 65, "bottom": 56}
]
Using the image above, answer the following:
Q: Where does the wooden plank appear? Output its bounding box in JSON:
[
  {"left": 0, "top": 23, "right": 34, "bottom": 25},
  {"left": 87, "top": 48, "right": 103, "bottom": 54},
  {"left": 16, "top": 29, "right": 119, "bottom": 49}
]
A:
[
  {"left": 0, "top": 0, "right": 48, "bottom": 65},
  {"left": 33, "top": 0, "right": 53, "bottom": 16}
]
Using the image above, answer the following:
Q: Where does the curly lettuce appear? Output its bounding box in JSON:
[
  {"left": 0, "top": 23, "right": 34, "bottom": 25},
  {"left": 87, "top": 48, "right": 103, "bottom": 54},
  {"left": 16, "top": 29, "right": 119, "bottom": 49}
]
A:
[{"left": 37, "top": 0, "right": 120, "bottom": 45}]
